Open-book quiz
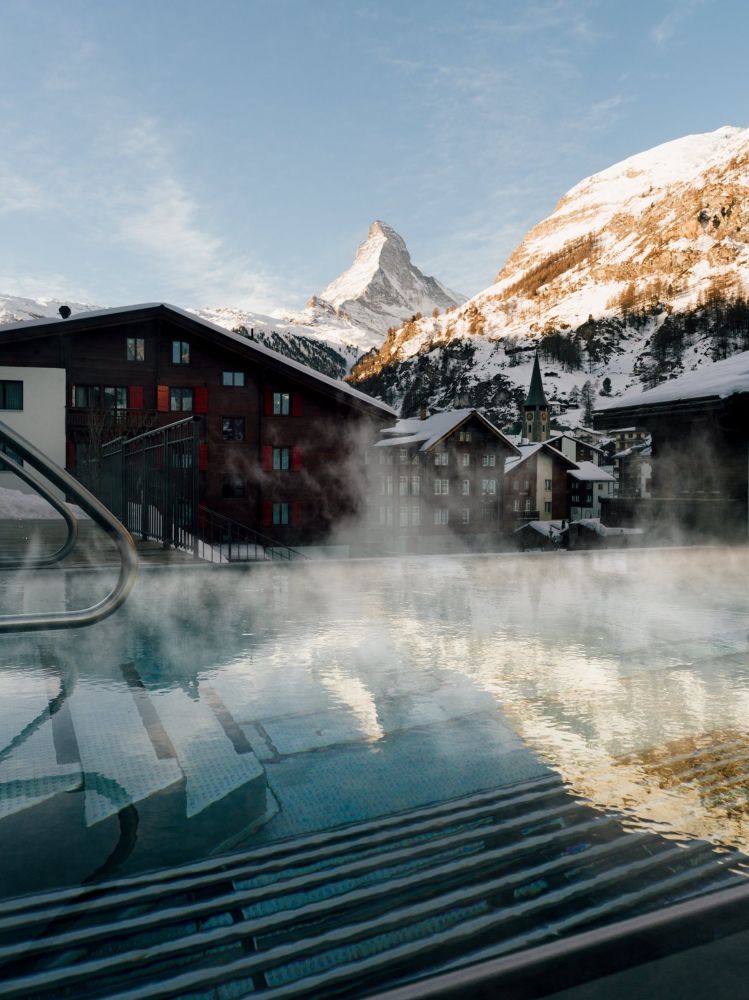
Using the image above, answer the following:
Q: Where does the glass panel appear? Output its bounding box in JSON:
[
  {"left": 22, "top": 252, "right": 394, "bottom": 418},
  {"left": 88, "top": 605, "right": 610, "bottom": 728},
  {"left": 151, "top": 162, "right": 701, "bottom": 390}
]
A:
[{"left": 0, "top": 380, "right": 23, "bottom": 410}]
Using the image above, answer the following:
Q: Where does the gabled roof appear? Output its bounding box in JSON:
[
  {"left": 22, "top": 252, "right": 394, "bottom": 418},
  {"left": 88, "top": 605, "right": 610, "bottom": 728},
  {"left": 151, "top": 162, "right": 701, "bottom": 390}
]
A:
[
  {"left": 0, "top": 302, "right": 396, "bottom": 418},
  {"left": 514, "top": 519, "right": 568, "bottom": 538},
  {"left": 547, "top": 432, "right": 605, "bottom": 454},
  {"left": 568, "top": 461, "right": 615, "bottom": 482},
  {"left": 505, "top": 441, "right": 578, "bottom": 474},
  {"left": 375, "top": 408, "right": 520, "bottom": 455},
  {"left": 524, "top": 354, "right": 548, "bottom": 408}
]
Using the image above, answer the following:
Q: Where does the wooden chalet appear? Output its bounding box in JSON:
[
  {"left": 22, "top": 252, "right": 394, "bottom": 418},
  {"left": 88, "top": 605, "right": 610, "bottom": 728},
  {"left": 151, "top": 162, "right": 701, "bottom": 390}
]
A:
[
  {"left": 504, "top": 442, "right": 577, "bottom": 525},
  {"left": 0, "top": 303, "right": 395, "bottom": 547}
]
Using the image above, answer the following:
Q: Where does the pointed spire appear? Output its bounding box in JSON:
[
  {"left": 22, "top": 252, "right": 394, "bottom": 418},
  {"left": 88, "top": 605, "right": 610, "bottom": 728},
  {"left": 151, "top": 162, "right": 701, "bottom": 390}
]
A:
[{"left": 524, "top": 353, "right": 548, "bottom": 408}]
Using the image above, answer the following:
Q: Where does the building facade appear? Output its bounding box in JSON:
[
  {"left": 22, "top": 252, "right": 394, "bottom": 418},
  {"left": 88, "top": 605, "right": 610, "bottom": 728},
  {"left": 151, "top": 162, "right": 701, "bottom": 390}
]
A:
[
  {"left": 0, "top": 365, "right": 66, "bottom": 496},
  {"left": 504, "top": 442, "right": 576, "bottom": 524}
]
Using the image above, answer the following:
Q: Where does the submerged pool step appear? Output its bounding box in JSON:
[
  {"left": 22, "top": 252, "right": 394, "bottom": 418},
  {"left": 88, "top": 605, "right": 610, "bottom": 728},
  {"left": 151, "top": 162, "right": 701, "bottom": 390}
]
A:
[{"left": 0, "top": 775, "right": 744, "bottom": 1000}]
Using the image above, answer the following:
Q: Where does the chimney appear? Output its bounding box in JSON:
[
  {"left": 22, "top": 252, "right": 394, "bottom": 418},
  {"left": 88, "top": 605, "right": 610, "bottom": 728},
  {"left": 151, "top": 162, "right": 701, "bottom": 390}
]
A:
[
  {"left": 419, "top": 402, "right": 428, "bottom": 421},
  {"left": 58, "top": 305, "right": 71, "bottom": 319}
]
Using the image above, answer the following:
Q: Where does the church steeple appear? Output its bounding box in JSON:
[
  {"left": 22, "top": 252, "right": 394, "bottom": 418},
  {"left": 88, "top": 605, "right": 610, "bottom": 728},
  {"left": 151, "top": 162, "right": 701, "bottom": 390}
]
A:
[{"left": 523, "top": 353, "right": 549, "bottom": 443}]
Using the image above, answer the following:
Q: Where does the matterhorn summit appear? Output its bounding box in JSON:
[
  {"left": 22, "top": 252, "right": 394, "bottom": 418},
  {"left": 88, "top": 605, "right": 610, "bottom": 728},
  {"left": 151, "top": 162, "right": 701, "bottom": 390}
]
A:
[{"left": 299, "top": 220, "right": 464, "bottom": 343}]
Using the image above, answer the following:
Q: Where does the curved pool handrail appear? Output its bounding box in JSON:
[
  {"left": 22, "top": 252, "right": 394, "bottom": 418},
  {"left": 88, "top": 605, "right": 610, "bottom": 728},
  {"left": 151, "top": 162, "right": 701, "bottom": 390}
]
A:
[
  {"left": 0, "top": 452, "right": 78, "bottom": 568},
  {"left": 0, "top": 419, "right": 138, "bottom": 632}
]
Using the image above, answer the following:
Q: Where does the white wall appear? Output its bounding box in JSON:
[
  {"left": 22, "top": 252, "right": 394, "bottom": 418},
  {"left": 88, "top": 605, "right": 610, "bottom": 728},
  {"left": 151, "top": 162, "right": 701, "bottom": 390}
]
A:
[{"left": 0, "top": 366, "right": 66, "bottom": 496}]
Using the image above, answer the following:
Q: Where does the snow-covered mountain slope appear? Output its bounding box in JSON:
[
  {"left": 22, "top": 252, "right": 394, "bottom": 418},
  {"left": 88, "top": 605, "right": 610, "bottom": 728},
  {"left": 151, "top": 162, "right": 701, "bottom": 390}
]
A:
[
  {"left": 0, "top": 294, "right": 100, "bottom": 325},
  {"left": 286, "top": 221, "right": 464, "bottom": 343},
  {"left": 350, "top": 126, "right": 749, "bottom": 425}
]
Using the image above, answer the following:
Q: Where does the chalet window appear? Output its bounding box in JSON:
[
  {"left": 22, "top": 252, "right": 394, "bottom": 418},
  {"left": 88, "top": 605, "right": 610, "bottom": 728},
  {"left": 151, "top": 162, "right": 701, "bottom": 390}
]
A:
[
  {"left": 481, "top": 479, "right": 497, "bottom": 495},
  {"left": 544, "top": 501, "right": 552, "bottom": 513},
  {"left": 433, "top": 478, "right": 449, "bottom": 495},
  {"left": 221, "top": 474, "right": 245, "bottom": 498},
  {"left": 222, "top": 371, "right": 245, "bottom": 387},
  {"left": 411, "top": 475, "right": 420, "bottom": 495},
  {"left": 513, "top": 498, "right": 519, "bottom": 511},
  {"left": 481, "top": 454, "right": 496, "bottom": 467},
  {"left": 273, "top": 502, "right": 289, "bottom": 525},
  {"left": 399, "top": 506, "right": 409, "bottom": 527},
  {"left": 126, "top": 337, "right": 145, "bottom": 361},
  {"left": 458, "top": 429, "right": 471, "bottom": 442},
  {"left": 73, "top": 384, "right": 100, "bottom": 409},
  {"left": 385, "top": 506, "right": 393, "bottom": 526},
  {"left": 103, "top": 386, "right": 128, "bottom": 410},
  {"left": 399, "top": 448, "right": 408, "bottom": 464},
  {"left": 462, "top": 479, "right": 470, "bottom": 496},
  {"left": 462, "top": 453, "right": 470, "bottom": 467},
  {"left": 523, "top": 479, "right": 530, "bottom": 491},
  {"left": 0, "top": 381, "right": 23, "bottom": 410},
  {"left": 434, "top": 452, "right": 449, "bottom": 466},
  {"left": 525, "top": 498, "right": 532, "bottom": 511},
  {"left": 172, "top": 340, "right": 190, "bottom": 365},
  {"left": 411, "top": 502, "right": 420, "bottom": 527},
  {"left": 273, "top": 447, "right": 290, "bottom": 470},
  {"left": 433, "top": 508, "right": 449, "bottom": 525},
  {"left": 223, "top": 417, "right": 245, "bottom": 441},
  {"left": 399, "top": 475, "right": 409, "bottom": 496},
  {"left": 386, "top": 476, "right": 393, "bottom": 496},
  {"left": 170, "top": 387, "right": 193, "bottom": 412},
  {"left": 273, "top": 392, "right": 290, "bottom": 415},
  {"left": 462, "top": 508, "right": 470, "bottom": 524},
  {"left": 0, "top": 442, "right": 23, "bottom": 467},
  {"left": 544, "top": 479, "right": 553, "bottom": 490}
]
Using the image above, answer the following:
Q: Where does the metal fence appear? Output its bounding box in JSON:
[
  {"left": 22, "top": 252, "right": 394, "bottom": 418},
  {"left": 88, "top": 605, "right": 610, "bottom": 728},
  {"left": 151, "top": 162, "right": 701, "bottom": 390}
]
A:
[{"left": 78, "top": 416, "right": 199, "bottom": 553}]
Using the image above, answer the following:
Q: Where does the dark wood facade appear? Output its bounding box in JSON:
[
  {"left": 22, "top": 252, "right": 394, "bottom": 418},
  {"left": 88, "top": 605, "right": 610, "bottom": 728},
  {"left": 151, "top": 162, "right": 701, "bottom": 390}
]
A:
[
  {"left": 0, "top": 304, "right": 395, "bottom": 545},
  {"left": 504, "top": 444, "right": 575, "bottom": 525}
]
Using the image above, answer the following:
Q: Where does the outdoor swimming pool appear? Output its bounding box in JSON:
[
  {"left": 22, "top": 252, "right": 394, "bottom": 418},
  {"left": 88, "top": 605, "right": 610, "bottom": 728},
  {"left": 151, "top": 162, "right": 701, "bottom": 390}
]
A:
[{"left": 1, "top": 547, "right": 749, "bottom": 995}]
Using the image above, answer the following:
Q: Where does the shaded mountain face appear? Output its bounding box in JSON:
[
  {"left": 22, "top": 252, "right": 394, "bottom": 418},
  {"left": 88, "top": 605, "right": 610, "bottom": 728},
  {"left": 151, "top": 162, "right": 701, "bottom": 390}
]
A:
[
  {"left": 350, "top": 127, "right": 749, "bottom": 425},
  {"left": 298, "top": 220, "right": 464, "bottom": 342}
]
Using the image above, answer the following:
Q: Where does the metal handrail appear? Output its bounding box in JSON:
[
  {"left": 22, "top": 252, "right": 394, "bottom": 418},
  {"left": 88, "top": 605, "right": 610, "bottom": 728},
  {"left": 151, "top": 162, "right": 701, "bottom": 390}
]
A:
[
  {"left": 0, "top": 419, "right": 138, "bottom": 632},
  {"left": 0, "top": 452, "right": 78, "bottom": 569},
  {"left": 197, "top": 504, "right": 307, "bottom": 562}
]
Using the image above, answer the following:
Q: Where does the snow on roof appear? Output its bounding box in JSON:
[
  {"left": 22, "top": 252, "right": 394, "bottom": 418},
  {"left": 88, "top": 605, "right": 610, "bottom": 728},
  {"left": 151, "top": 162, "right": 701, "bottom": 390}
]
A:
[
  {"left": 505, "top": 441, "right": 578, "bottom": 473},
  {"left": 598, "top": 350, "right": 749, "bottom": 414},
  {"left": 0, "top": 302, "right": 397, "bottom": 418},
  {"left": 572, "top": 518, "right": 643, "bottom": 537},
  {"left": 375, "top": 408, "right": 519, "bottom": 454},
  {"left": 0, "top": 486, "right": 88, "bottom": 519},
  {"left": 514, "top": 519, "right": 568, "bottom": 538},
  {"left": 568, "top": 461, "right": 615, "bottom": 482},
  {"left": 547, "top": 432, "right": 605, "bottom": 453}
]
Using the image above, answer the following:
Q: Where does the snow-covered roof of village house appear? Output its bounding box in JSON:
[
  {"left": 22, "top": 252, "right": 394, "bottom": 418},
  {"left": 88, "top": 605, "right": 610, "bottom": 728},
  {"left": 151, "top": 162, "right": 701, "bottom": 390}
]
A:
[
  {"left": 0, "top": 302, "right": 397, "bottom": 418},
  {"left": 504, "top": 441, "right": 578, "bottom": 473},
  {"left": 514, "top": 519, "right": 568, "bottom": 538},
  {"left": 547, "top": 432, "right": 605, "bottom": 453},
  {"left": 572, "top": 518, "right": 643, "bottom": 537},
  {"left": 568, "top": 461, "right": 615, "bottom": 482},
  {"left": 375, "top": 408, "right": 520, "bottom": 454},
  {"left": 598, "top": 350, "right": 749, "bottom": 415}
]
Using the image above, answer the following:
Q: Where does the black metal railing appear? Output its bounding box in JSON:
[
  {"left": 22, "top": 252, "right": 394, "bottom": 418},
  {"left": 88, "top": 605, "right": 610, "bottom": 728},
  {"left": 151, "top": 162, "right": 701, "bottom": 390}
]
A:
[{"left": 196, "top": 505, "right": 306, "bottom": 563}]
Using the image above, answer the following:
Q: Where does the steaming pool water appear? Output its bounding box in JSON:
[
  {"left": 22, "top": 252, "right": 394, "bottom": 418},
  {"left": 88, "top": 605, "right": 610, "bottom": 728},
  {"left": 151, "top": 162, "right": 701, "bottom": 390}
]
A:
[{"left": 2, "top": 545, "right": 749, "bottom": 912}]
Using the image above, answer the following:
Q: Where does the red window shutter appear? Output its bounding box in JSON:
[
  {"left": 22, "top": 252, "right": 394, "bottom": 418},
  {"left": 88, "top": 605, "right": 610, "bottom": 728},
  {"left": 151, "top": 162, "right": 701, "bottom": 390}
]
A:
[
  {"left": 66, "top": 439, "right": 76, "bottom": 471},
  {"left": 291, "top": 501, "right": 302, "bottom": 525},
  {"left": 264, "top": 389, "right": 273, "bottom": 416},
  {"left": 291, "top": 446, "right": 302, "bottom": 470},
  {"left": 157, "top": 384, "right": 169, "bottom": 412},
  {"left": 129, "top": 385, "right": 144, "bottom": 410},
  {"left": 262, "top": 445, "right": 273, "bottom": 471},
  {"left": 198, "top": 444, "right": 208, "bottom": 471},
  {"left": 262, "top": 501, "right": 273, "bottom": 527},
  {"left": 291, "top": 393, "right": 303, "bottom": 417},
  {"left": 194, "top": 386, "right": 209, "bottom": 413}
]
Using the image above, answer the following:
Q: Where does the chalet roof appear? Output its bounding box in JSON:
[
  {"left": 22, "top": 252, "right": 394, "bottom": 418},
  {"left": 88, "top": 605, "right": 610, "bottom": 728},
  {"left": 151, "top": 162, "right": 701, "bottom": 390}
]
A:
[
  {"left": 547, "top": 432, "right": 605, "bottom": 454},
  {"left": 571, "top": 518, "right": 643, "bottom": 538},
  {"left": 504, "top": 442, "right": 578, "bottom": 474},
  {"left": 568, "top": 461, "right": 615, "bottom": 483},
  {"left": 514, "top": 519, "right": 568, "bottom": 538},
  {"left": 0, "top": 302, "right": 397, "bottom": 419},
  {"left": 524, "top": 354, "right": 548, "bottom": 408},
  {"left": 375, "top": 408, "right": 520, "bottom": 455},
  {"left": 595, "top": 351, "right": 749, "bottom": 425}
]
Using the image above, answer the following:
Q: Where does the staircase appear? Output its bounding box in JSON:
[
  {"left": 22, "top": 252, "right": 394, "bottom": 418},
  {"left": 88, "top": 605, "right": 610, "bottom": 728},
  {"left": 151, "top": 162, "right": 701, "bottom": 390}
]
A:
[
  {"left": 194, "top": 506, "right": 307, "bottom": 563},
  {"left": 0, "top": 773, "right": 745, "bottom": 999}
]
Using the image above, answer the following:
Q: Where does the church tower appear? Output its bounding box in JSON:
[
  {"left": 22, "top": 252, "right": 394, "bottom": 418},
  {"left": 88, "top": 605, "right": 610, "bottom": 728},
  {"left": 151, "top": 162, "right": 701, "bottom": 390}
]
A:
[{"left": 523, "top": 353, "right": 549, "bottom": 443}]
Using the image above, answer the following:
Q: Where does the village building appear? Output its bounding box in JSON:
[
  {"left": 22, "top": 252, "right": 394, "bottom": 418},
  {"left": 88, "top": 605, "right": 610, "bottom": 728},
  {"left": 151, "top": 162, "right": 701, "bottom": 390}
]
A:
[
  {"left": 504, "top": 442, "right": 577, "bottom": 524},
  {"left": 0, "top": 303, "right": 395, "bottom": 548},
  {"left": 568, "top": 461, "right": 616, "bottom": 520},
  {"left": 365, "top": 408, "right": 520, "bottom": 554},
  {"left": 594, "top": 351, "right": 749, "bottom": 540},
  {"left": 547, "top": 432, "right": 606, "bottom": 466},
  {"left": 522, "top": 354, "right": 550, "bottom": 443},
  {"left": 0, "top": 365, "right": 66, "bottom": 496}
]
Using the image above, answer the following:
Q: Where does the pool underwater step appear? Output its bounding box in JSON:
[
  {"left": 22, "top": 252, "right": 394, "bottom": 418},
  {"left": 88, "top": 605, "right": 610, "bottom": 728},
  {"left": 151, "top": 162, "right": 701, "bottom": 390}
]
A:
[{"left": 0, "top": 774, "right": 745, "bottom": 1000}]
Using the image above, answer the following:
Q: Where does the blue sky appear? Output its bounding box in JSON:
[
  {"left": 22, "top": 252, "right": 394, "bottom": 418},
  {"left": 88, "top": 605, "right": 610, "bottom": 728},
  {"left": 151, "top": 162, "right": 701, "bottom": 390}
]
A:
[{"left": 0, "top": 0, "right": 746, "bottom": 311}]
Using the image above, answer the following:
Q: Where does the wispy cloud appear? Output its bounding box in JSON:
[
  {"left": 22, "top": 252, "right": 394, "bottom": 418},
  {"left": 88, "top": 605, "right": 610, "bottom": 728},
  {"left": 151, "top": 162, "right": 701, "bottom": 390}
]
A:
[{"left": 650, "top": 0, "right": 704, "bottom": 47}]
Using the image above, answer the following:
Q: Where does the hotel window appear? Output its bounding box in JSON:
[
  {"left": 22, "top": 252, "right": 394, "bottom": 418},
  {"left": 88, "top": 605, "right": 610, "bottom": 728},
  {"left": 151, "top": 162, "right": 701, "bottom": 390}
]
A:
[
  {"left": 461, "top": 508, "right": 470, "bottom": 524},
  {"left": 273, "top": 447, "right": 290, "bottom": 470},
  {"left": 512, "top": 498, "right": 519, "bottom": 511},
  {"left": 462, "top": 479, "right": 470, "bottom": 496},
  {"left": 544, "top": 501, "right": 552, "bottom": 513},
  {"left": 399, "top": 448, "right": 409, "bottom": 464},
  {"left": 434, "top": 452, "right": 449, "bottom": 466},
  {"left": 273, "top": 502, "right": 289, "bottom": 525},
  {"left": 223, "top": 417, "right": 245, "bottom": 441},
  {"left": 399, "top": 506, "right": 409, "bottom": 527},
  {"left": 223, "top": 371, "right": 245, "bottom": 387},
  {"left": 172, "top": 340, "right": 190, "bottom": 365},
  {"left": 386, "top": 476, "right": 393, "bottom": 495},
  {"left": 385, "top": 506, "right": 393, "bottom": 526},
  {"left": 525, "top": 498, "right": 532, "bottom": 511},
  {"left": 170, "top": 387, "right": 193, "bottom": 412},
  {"left": 458, "top": 429, "right": 471, "bottom": 442},
  {"left": 0, "top": 380, "right": 23, "bottom": 410},
  {"left": 411, "top": 475, "right": 420, "bottom": 495},
  {"left": 481, "top": 454, "right": 496, "bottom": 467},
  {"left": 411, "top": 502, "right": 420, "bottom": 527},
  {"left": 433, "top": 478, "right": 449, "bottom": 495},
  {"left": 126, "top": 337, "right": 145, "bottom": 361},
  {"left": 103, "top": 386, "right": 128, "bottom": 410},
  {"left": 273, "top": 392, "right": 290, "bottom": 415},
  {"left": 73, "top": 384, "right": 100, "bottom": 409},
  {"left": 433, "top": 508, "right": 449, "bottom": 525},
  {"left": 481, "top": 479, "right": 497, "bottom": 495},
  {"left": 221, "top": 474, "right": 246, "bottom": 498},
  {"left": 399, "top": 475, "right": 409, "bottom": 496},
  {"left": 462, "top": 453, "right": 470, "bottom": 467},
  {"left": 545, "top": 479, "right": 553, "bottom": 490}
]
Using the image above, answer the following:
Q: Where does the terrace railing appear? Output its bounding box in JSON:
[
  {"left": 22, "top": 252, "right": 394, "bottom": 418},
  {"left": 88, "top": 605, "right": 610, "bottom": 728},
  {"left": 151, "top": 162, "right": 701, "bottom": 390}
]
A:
[{"left": 196, "top": 505, "right": 307, "bottom": 563}]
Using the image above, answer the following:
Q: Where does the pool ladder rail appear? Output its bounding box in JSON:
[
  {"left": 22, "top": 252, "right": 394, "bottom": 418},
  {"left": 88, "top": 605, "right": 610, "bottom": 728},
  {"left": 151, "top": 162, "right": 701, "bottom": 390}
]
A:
[
  {"left": 0, "top": 419, "right": 138, "bottom": 631},
  {"left": 0, "top": 773, "right": 746, "bottom": 999}
]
